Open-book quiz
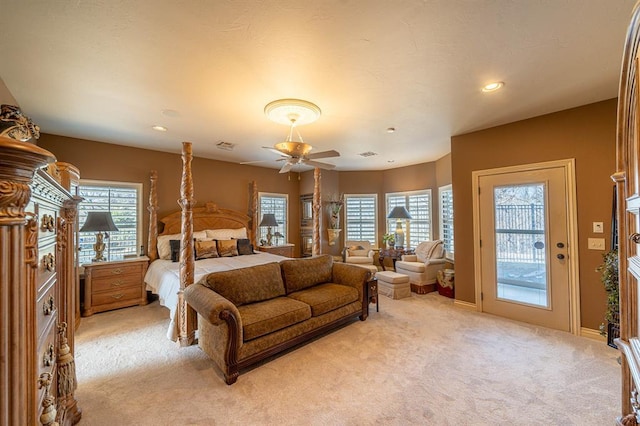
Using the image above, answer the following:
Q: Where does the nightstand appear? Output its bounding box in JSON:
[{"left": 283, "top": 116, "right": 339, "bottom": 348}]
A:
[
  {"left": 257, "top": 243, "right": 295, "bottom": 257},
  {"left": 82, "top": 256, "right": 149, "bottom": 316}
]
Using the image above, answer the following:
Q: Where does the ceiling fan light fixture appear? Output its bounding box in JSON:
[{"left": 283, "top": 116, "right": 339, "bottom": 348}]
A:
[
  {"left": 275, "top": 141, "right": 312, "bottom": 156},
  {"left": 264, "top": 99, "right": 321, "bottom": 126}
]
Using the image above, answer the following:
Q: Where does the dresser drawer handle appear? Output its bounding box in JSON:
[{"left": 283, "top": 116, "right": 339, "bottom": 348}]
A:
[
  {"left": 43, "top": 296, "right": 55, "bottom": 315},
  {"left": 43, "top": 253, "right": 55, "bottom": 272},
  {"left": 111, "top": 293, "right": 124, "bottom": 300},
  {"left": 111, "top": 280, "right": 123, "bottom": 287},
  {"left": 43, "top": 343, "right": 55, "bottom": 367},
  {"left": 111, "top": 268, "right": 123, "bottom": 275}
]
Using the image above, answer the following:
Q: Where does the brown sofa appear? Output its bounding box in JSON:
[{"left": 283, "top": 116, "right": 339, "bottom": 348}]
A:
[{"left": 184, "top": 254, "right": 370, "bottom": 384}]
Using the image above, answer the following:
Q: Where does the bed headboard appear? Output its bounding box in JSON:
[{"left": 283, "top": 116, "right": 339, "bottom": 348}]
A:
[{"left": 159, "top": 202, "right": 253, "bottom": 238}]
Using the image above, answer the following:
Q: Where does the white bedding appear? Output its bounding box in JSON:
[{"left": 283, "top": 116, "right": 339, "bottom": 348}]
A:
[{"left": 144, "top": 251, "right": 288, "bottom": 340}]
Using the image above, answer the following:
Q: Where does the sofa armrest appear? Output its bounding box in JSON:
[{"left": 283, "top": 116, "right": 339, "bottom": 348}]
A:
[
  {"left": 425, "top": 258, "right": 448, "bottom": 266},
  {"left": 332, "top": 262, "right": 370, "bottom": 300},
  {"left": 184, "top": 283, "right": 242, "bottom": 329},
  {"left": 367, "top": 250, "right": 375, "bottom": 259},
  {"left": 402, "top": 254, "right": 418, "bottom": 262}
]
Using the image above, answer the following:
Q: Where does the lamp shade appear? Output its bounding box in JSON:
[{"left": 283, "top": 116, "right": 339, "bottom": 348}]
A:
[
  {"left": 259, "top": 213, "right": 278, "bottom": 227},
  {"left": 387, "top": 206, "right": 412, "bottom": 220},
  {"left": 80, "top": 211, "right": 119, "bottom": 232}
]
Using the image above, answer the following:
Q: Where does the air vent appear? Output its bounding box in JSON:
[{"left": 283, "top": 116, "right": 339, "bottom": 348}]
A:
[
  {"left": 216, "top": 141, "right": 235, "bottom": 151},
  {"left": 359, "top": 151, "right": 378, "bottom": 157}
]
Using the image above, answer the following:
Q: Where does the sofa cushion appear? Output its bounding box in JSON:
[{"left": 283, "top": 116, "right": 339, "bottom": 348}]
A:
[
  {"left": 287, "top": 283, "right": 359, "bottom": 317},
  {"left": 394, "top": 261, "right": 425, "bottom": 273},
  {"left": 203, "top": 262, "right": 285, "bottom": 306},
  {"left": 346, "top": 256, "right": 372, "bottom": 264},
  {"left": 238, "top": 297, "right": 311, "bottom": 341},
  {"left": 280, "top": 255, "right": 333, "bottom": 293}
]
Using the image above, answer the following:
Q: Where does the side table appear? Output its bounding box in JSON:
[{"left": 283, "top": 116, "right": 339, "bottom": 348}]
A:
[
  {"left": 378, "top": 247, "right": 415, "bottom": 271},
  {"left": 257, "top": 243, "right": 295, "bottom": 257}
]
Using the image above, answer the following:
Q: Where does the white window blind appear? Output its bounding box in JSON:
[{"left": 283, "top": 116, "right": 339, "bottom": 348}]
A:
[
  {"left": 386, "top": 190, "right": 431, "bottom": 248},
  {"left": 439, "top": 185, "right": 454, "bottom": 259},
  {"left": 344, "top": 194, "right": 377, "bottom": 243},
  {"left": 78, "top": 180, "right": 142, "bottom": 265},
  {"left": 258, "top": 193, "right": 288, "bottom": 245}
]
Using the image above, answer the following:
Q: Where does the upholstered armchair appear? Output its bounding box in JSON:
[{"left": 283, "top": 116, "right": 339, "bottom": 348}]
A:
[
  {"left": 395, "top": 240, "right": 447, "bottom": 293},
  {"left": 343, "top": 241, "right": 375, "bottom": 264}
]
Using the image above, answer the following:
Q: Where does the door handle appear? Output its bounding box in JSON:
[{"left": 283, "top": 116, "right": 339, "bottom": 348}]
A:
[{"left": 557, "top": 254, "right": 565, "bottom": 260}]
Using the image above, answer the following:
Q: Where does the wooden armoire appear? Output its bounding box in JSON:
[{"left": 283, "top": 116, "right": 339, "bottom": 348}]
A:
[{"left": 0, "top": 135, "right": 82, "bottom": 425}]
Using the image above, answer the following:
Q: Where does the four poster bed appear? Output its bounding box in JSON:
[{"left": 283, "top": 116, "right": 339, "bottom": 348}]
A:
[{"left": 143, "top": 142, "right": 302, "bottom": 344}]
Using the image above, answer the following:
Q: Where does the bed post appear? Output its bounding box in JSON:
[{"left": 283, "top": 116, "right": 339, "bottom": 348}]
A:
[
  {"left": 250, "top": 180, "right": 258, "bottom": 247},
  {"left": 313, "top": 167, "right": 321, "bottom": 256},
  {"left": 147, "top": 170, "right": 159, "bottom": 261},
  {"left": 177, "top": 142, "right": 196, "bottom": 347}
]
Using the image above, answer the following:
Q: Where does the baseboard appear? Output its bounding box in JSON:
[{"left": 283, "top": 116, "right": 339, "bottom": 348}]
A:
[
  {"left": 580, "top": 327, "right": 606, "bottom": 342},
  {"left": 453, "top": 299, "right": 476, "bottom": 311}
]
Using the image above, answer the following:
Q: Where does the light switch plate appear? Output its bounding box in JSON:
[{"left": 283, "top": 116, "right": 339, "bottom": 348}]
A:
[
  {"left": 593, "top": 222, "right": 604, "bottom": 233},
  {"left": 588, "top": 238, "right": 605, "bottom": 250}
]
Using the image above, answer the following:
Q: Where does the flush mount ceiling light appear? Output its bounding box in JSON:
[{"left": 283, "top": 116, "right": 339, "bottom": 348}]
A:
[
  {"left": 264, "top": 99, "right": 321, "bottom": 126},
  {"left": 152, "top": 125, "right": 167, "bottom": 132},
  {"left": 482, "top": 81, "right": 504, "bottom": 93}
]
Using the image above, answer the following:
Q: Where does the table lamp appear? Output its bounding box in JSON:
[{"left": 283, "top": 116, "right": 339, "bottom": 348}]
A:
[
  {"left": 387, "top": 206, "right": 412, "bottom": 249},
  {"left": 80, "top": 211, "right": 119, "bottom": 262},
  {"left": 259, "top": 213, "right": 279, "bottom": 246}
]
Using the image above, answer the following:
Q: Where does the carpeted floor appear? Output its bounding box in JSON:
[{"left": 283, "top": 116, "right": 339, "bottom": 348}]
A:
[{"left": 74, "top": 292, "right": 620, "bottom": 425}]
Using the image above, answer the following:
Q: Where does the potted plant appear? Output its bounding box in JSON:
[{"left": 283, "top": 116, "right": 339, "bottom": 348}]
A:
[
  {"left": 382, "top": 233, "right": 395, "bottom": 249},
  {"left": 597, "top": 249, "right": 619, "bottom": 348}
]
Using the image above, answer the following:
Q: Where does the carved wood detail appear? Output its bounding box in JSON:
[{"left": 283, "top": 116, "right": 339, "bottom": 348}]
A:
[
  {"left": 312, "top": 168, "right": 321, "bottom": 256},
  {"left": 147, "top": 170, "right": 159, "bottom": 261},
  {"left": 178, "top": 142, "right": 196, "bottom": 347}
]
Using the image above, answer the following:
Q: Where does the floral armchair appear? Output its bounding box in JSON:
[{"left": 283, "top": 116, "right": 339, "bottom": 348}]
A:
[{"left": 395, "top": 240, "right": 447, "bottom": 293}]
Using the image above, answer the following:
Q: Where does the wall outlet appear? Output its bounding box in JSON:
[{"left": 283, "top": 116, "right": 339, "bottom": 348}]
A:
[
  {"left": 588, "top": 238, "right": 606, "bottom": 250},
  {"left": 593, "top": 222, "right": 604, "bottom": 233}
]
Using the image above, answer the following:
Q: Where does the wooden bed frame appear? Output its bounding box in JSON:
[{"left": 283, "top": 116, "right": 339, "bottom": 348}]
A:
[{"left": 146, "top": 141, "right": 322, "bottom": 347}]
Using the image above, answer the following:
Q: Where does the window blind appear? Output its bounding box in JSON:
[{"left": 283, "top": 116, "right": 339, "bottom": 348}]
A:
[{"left": 344, "top": 194, "right": 377, "bottom": 243}]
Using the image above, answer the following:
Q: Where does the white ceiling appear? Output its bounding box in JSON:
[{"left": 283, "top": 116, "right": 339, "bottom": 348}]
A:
[{"left": 0, "top": 1, "right": 635, "bottom": 171}]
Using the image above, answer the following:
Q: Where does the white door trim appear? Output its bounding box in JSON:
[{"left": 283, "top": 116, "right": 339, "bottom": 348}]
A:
[{"left": 471, "top": 159, "right": 581, "bottom": 335}]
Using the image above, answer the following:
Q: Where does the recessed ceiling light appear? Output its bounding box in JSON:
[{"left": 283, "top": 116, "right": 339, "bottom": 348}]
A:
[
  {"left": 387, "top": 160, "right": 395, "bottom": 163},
  {"left": 386, "top": 127, "right": 396, "bottom": 133},
  {"left": 152, "top": 125, "right": 167, "bottom": 132},
  {"left": 482, "top": 82, "right": 504, "bottom": 93}
]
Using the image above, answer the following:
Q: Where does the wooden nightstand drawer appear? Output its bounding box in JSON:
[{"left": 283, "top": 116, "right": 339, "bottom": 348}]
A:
[
  {"left": 92, "top": 286, "right": 142, "bottom": 307},
  {"left": 92, "top": 263, "right": 143, "bottom": 278},
  {"left": 92, "top": 273, "right": 142, "bottom": 292},
  {"left": 82, "top": 256, "right": 149, "bottom": 316},
  {"left": 257, "top": 244, "right": 295, "bottom": 257}
]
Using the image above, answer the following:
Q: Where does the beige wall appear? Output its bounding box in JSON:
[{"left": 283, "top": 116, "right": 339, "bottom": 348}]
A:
[
  {"left": 0, "top": 78, "right": 18, "bottom": 106},
  {"left": 451, "top": 98, "right": 617, "bottom": 330}
]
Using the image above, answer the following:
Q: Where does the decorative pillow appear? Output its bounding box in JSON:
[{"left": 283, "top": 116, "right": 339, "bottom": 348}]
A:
[
  {"left": 217, "top": 239, "right": 239, "bottom": 257},
  {"left": 169, "top": 240, "right": 180, "bottom": 262},
  {"left": 205, "top": 227, "right": 247, "bottom": 240},
  {"left": 347, "top": 245, "right": 369, "bottom": 257},
  {"left": 195, "top": 239, "right": 219, "bottom": 260},
  {"left": 157, "top": 231, "right": 206, "bottom": 260},
  {"left": 236, "top": 238, "right": 254, "bottom": 255}
]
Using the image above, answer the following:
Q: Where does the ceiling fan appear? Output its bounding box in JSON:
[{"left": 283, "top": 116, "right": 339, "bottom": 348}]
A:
[{"left": 243, "top": 98, "right": 340, "bottom": 173}]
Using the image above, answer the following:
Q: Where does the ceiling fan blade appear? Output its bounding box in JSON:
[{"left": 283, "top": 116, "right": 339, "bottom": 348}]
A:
[
  {"left": 304, "top": 159, "right": 336, "bottom": 170},
  {"left": 306, "top": 150, "right": 340, "bottom": 160},
  {"left": 279, "top": 162, "right": 294, "bottom": 174}
]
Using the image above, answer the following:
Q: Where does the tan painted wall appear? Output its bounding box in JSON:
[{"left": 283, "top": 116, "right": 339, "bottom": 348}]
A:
[
  {"left": 451, "top": 98, "right": 617, "bottom": 330},
  {"left": 38, "top": 134, "right": 302, "bottom": 256},
  {"left": 0, "top": 78, "right": 18, "bottom": 106}
]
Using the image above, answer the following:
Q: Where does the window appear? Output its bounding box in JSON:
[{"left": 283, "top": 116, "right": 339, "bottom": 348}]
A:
[
  {"left": 386, "top": 190, "right": 431, "bottom": 248},
  {"left": 344, "top": 194, "right": 377, "bottom": 243},
  {"left": 439, "top": 185, "right": 454, "bottom": 259},
  {"left": 78, "top": 180, "right": 142, "bottom": 264},
  {"left": 258, "top": 193, "right": 288, "bottom": 245}
]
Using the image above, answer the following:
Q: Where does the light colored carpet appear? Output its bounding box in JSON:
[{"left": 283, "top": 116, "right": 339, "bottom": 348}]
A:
[{"left": 74, "top": 293, "right": 620, "bottom": 425}]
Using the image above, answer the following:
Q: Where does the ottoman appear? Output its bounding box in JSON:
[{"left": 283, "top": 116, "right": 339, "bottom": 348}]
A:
[{"left": 377, "top": 271, "right": 411, "bottom": 299}]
